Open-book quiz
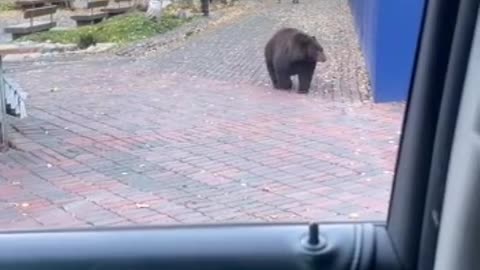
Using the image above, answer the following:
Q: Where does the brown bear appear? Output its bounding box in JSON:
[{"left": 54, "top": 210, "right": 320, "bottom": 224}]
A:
[{"left": 264, "top": 28, "right": 327, "bottom": 93}]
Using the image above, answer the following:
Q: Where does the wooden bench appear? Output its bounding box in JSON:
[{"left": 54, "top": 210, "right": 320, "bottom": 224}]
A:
[
  {"left": 101, "top": 0, "right": 133, "bottom": 18},
  {"left": 70, "top": 0, "right": 109, "bottom": 27},
  {"left": 4, "top": 6, "right": 57, "bottom": 40}
]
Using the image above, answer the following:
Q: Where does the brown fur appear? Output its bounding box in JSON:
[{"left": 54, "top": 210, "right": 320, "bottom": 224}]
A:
[{"left": 264, "top": 28, "right": 326, "bottom": 93}]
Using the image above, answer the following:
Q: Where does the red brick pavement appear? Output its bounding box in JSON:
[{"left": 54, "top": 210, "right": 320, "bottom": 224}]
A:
[{"left": 0, "top": 58, "right": 404, "bottom": 230}]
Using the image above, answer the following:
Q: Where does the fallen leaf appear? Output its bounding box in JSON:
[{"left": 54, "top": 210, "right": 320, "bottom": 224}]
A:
[
  {"left": 135, "top": 203, "right": 150, "bottom": 208},
  {"left": 349, "top": 213, "right": 359, "bottom": 219},
  {"left": 20, "top": 203, "right": 30, "bottom": 208},
  {"left": 261, "top": 187, "right": 271, "bottom": 192}
]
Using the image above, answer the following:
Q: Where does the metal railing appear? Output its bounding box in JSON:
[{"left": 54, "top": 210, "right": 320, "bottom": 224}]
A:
[{"left": 0, "top": 58, "right": 28, "bottom": 148}]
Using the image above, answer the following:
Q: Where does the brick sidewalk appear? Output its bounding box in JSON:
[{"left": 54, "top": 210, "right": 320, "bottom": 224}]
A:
[
  {"left": 131, "top": 0, "right": 370, "bottom": 102},
  {"left": 1, "top": 69, "right": 403, "bottom": 229},
  {"left": 0, "top": 0, "right": 404, "bottom": 230}
]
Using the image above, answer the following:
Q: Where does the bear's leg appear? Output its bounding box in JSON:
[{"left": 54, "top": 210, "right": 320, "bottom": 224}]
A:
[
  {"left": 275, "top": 70, "right": 293, "bottom": 90},
  {"left": 298, "top": 64, "right": 316, "bottom": 94},
  {"left": 266, "top": 60, "right": 278, "bottom": 88},
  {"left": 272, "top": 59, "right": 293, "bottom": 90}
]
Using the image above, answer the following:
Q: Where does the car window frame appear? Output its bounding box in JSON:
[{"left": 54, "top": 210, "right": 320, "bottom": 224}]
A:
[
  {"left": 387, "top": 0, "right": 479, "bottom": 269},
  {"left": 0, "top": 0, "right": 479, "bottom": 269}
]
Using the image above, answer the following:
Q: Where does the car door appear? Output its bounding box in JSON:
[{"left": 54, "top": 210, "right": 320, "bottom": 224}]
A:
[{"left": 0, "top": 0, "right": 478, "bottom": 269}]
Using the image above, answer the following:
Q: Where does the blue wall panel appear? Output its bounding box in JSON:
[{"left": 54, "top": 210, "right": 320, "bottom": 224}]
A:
[{"left": 349, "top": 0, "right": 426, "bottom": 103}]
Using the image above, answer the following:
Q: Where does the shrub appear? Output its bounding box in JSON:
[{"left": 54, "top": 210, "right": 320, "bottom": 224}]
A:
[
  {"left": 0, "top": 2, "right": 15, "bottom": 12},
  {"left": 77, "top": 33, "right": 97, "bottom": 49},
  {"left": 20, "top": 13, "right": 193, "bottom": 45}
]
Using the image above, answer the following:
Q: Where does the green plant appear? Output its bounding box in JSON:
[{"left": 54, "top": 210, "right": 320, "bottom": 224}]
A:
[
  {"left": 19, "top": 13, "right": 194, "bottom": 45},
  {"left": 77, "top": 32, "right": 97, "bottom": 49},
  {"left": 0, "top": 2, "right": 15, "bottom": 12}
]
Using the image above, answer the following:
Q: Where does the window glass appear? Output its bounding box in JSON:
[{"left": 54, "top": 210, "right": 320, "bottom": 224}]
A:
[{"left": 0, "top": 0, "right": 416, "bottom": 230}]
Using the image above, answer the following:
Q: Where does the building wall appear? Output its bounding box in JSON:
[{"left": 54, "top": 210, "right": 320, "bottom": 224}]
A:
[{"left": 348, "top": 0, "right": 427, "bottom": 103}]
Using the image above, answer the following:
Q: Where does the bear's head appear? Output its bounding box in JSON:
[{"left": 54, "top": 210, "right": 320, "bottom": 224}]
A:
[{"left": 308, "top": 36, "right": 327, "bottom": 63}]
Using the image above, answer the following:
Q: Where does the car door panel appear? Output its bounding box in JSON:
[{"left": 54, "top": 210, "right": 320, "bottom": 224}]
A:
[{"left": 0, "top": 223, "right": 380, "bottom": 270}]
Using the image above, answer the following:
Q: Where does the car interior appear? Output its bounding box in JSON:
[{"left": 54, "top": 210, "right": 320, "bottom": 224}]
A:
[{"left": 0, "top": 0, "right": 479, "bottom": 269}]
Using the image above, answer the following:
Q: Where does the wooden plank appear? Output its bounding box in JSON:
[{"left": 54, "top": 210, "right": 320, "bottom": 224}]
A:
[
  {"left": 45, "top": 0, "right": 73, "bottom": 9},
  {"left": 71, "top": 13, "right": 106, "bottom": 26},
  {"left": 71, "top": 13, "right": 107, "bottom": 21},
  {"left": 15, "top": 0, "right": 45, "bottom": 8},
  {"left": 4, "top": 22, "right": 56, "bottom": 36},
  {"left": 46, "top": 0, "right": 69, "bottom": 4},
  {"left": 101, "top": 6, "right": 131, "bottom": 15},
  {"left": 16, "top": 0, "right": 45, "bottom": 4},
  {"left": 87, "top": 0, "right": 109, "bottom": 9},
  {"left": 24, "top": 6, "right": 57, "bottom": 19}
]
